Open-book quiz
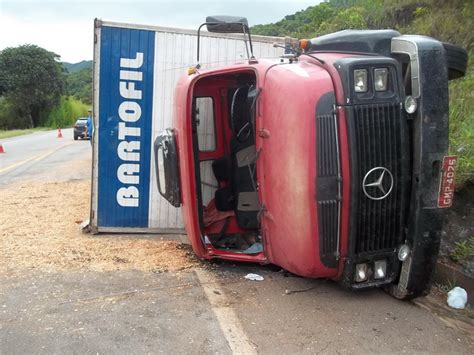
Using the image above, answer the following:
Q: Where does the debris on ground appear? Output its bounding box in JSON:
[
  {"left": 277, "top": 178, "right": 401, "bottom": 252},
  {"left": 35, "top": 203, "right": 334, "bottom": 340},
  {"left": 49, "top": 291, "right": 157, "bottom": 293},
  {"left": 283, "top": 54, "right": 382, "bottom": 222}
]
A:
[
  {"left": 0, "top": 181, "right": 199, "bottom": 276},
  {"left": 284, "top": 286, "right": 318, "bottom": 295},
  {"left": 447, "top": 287, "right": 468, "bottom": 309},
  {"left": 244, "top": 273, "right": 264, "bottom": 281},
  {"left": 242, "top": 242, "right": 263, "bottom": 254}
]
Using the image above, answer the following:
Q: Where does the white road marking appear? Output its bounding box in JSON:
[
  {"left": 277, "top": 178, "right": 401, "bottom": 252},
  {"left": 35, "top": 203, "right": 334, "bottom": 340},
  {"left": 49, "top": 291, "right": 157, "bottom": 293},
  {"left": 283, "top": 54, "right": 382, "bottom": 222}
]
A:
[{"left": 195, "top": 269, "right": 257, "bottom": 355}]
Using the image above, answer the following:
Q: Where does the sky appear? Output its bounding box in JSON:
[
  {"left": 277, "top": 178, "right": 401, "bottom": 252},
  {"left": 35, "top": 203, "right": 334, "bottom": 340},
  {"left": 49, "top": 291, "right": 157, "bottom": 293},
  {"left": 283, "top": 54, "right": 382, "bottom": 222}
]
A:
[{"left": 0, "top": 0, "right": 320, "bottom": 63}]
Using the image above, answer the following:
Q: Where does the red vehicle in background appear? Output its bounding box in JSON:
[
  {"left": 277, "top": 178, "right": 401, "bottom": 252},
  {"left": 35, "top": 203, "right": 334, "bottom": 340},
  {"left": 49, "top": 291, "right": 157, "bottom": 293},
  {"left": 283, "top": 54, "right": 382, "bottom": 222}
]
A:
[{"left": 154, "top": 16, "right": 468, "bottom": 299}]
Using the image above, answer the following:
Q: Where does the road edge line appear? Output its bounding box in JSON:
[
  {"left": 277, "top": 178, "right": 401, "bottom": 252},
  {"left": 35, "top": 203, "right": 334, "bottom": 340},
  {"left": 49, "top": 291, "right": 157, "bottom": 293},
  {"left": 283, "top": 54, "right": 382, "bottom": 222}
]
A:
[{"left": 195, "top": 268, "right": 257, "bottom": 355}]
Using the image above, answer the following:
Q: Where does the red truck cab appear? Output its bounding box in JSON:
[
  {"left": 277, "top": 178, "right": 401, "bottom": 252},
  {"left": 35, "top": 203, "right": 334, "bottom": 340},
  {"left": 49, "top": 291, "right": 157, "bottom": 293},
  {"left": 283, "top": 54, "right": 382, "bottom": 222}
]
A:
[{"left": 154, "top": 16, "right": 468, "bottom": 299}]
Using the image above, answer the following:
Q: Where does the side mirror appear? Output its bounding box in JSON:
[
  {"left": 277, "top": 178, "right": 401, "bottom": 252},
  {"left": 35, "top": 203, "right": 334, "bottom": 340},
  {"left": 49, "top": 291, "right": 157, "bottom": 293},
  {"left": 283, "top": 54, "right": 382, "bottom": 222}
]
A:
[
  {"left": 196, "top": 15, "right": 254, "bottom": 66},
  {"left": 205, "top": 16, "right": 249, "bottom": 34},
  {"left": 154, "top": 129, "right": 181, "bottom": 207}
]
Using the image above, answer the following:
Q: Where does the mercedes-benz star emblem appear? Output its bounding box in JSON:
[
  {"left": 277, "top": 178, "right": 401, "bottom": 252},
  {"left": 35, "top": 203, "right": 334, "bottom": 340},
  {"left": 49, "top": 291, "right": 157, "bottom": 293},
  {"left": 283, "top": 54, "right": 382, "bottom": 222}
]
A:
[{"left": 362, "top": 167, "right": 394, "bottom": 201}]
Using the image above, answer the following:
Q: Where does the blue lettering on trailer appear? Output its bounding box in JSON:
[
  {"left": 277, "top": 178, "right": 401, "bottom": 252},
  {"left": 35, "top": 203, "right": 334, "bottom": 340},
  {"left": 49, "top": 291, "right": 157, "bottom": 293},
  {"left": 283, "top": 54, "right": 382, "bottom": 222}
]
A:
[{"left": 98, "top": 26, "right": 155, "bottom": 227}]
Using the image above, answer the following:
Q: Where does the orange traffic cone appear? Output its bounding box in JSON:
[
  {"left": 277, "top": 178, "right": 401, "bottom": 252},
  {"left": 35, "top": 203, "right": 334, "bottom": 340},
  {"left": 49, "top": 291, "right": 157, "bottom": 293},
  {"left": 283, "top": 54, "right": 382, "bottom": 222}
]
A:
[
  {"left": 0, "top": 143, "right": 4, "bottom": 153},
  {"left": 57, "top": 128, "right": 63, "bottom": 138}
]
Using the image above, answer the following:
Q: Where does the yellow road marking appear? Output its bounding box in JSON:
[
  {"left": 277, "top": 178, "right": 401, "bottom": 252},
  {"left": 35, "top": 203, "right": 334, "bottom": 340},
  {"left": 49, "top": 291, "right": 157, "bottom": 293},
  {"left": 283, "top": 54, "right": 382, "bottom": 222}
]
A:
[{"left": 0, "top": 142, "right": 75, "bottom": 174}]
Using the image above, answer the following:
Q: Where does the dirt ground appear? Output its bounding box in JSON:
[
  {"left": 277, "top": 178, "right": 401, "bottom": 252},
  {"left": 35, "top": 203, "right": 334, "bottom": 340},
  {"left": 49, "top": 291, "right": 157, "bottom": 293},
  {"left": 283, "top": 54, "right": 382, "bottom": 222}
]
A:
[
  {"left": 0, "top": 180, "right": 199, "bottom": 277},
  {"left": 441, "top": 182, "right": 474, "bottom": 272}
]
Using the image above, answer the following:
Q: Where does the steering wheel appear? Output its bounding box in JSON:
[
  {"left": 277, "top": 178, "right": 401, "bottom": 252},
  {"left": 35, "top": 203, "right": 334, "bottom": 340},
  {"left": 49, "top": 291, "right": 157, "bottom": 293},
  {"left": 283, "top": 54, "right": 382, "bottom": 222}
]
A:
[{"left": 236, "top": 122, "right": 251, "bottom": 142}]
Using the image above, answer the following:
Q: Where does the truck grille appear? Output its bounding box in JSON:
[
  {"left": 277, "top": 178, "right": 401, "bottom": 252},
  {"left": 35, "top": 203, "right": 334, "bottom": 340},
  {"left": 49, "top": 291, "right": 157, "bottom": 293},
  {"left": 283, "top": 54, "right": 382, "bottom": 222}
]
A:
[
  {"left": 350, "top": 103, "right": 407, "bottom": 254},
  {"left": 317, "top": 114, "right": 338, "bottom": 177},
  {"left": 316, "top": 112, "right": 340, "bottom": 268}
]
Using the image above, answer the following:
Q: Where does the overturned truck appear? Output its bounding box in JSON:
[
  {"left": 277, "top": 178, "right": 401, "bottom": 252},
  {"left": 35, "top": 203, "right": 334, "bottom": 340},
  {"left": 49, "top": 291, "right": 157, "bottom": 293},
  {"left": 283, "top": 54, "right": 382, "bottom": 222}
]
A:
[{"left": 93, "top": 17, "right": 468, "bottom": 299}]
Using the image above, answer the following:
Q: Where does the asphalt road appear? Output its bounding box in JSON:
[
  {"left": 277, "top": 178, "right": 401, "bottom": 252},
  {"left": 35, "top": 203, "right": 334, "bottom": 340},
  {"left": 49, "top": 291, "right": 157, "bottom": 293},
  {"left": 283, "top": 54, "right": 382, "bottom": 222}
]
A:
[
  {"left": 0, "top": 128, "right": 91, "bottom": 186},
  {"left": 0, "top": 130, "right": 472, "bottom": 354}
]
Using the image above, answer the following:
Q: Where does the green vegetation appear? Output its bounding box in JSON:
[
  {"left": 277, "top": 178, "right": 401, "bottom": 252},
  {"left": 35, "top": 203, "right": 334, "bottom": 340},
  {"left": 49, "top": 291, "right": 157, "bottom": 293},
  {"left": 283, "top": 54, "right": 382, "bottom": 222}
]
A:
[
  {"left": 449, "top": 57, "right": 474, "bottom": 185},
  {"left": 252, "top": 0, "right": 383, "bottom": 38},
  {"left": 45, "top": 96, "right": 89, "bottom": 128},
  {"left": 63, "top": 60, "right": 92, "bottom": 73},
  {"left": 66, "top": 67, "right": 92, "bottom": 105},
  {"left": 0, "top": 46, "right": 91, "bottom": 131},
  {"left": 252, "top": 0, "right": 473, "bottom": 186},
  {"left": 0, "top": 92, "right": 88, "bottom": 131},
  {"left": 0, "top": 127, "right": 51, "bottom": 140},
  {"left": 449, "top": 236, "right": 474, "bottom": 267},
  {"left": 0, "top": 45, "right": 66, "bottom": 129}
]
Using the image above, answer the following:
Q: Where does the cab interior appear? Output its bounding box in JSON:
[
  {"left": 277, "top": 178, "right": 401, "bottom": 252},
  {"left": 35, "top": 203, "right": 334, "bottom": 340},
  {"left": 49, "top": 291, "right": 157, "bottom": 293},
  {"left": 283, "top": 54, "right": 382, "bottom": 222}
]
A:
[{"left": 191, "top": 70, "right": 262, "bottom": 254}]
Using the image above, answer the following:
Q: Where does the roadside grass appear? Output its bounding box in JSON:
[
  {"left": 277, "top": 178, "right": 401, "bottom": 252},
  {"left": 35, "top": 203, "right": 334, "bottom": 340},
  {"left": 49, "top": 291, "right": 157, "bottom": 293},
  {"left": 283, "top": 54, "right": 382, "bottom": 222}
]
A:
[
  {"left": 449, "top": 236, "right": 474, "bottom": 267},
  {"left": 449, "top": 55, "right": 474, "bottom": 188},
  {"left": 0, "top": 127, "right": 51, "bottom": 140},
  {"left": 0, "top": 96, "right": 89, "bottom": 140},
  {"left": 45, "top": 96, "right": 89, "bottom": 128}
]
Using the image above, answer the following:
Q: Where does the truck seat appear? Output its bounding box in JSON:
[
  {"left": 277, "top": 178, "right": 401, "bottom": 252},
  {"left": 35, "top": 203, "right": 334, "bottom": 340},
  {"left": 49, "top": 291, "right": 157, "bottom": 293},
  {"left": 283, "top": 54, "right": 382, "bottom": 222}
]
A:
[
  {"left": 212, "top": 157, "right": 231, "bottom": 182},
  {"left": 212, "top": 157, "right": 234, "bottom": 211},
  {"left": 231, "top": 140, "right": 259, "bottom": 229}
]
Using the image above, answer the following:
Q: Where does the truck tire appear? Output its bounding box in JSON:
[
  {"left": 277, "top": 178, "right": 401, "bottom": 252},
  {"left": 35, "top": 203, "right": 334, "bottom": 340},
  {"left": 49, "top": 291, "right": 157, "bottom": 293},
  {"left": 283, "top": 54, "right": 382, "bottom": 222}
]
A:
[
  {"left": 443, "top": 42, "right": 468, "bottom": 80},
  {"left": 74, "top": 134, "right": 78, "bottom": 141}
]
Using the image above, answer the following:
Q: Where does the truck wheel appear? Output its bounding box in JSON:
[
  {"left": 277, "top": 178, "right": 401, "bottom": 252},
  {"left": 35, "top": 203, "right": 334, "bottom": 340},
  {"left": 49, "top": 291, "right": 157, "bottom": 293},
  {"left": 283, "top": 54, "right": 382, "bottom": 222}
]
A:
[
  {"left": 74, "top": 135, "right": 78, "bottom": 141},
  {"left": 443, "top": 42, "right": 468, "bottom": 80}
]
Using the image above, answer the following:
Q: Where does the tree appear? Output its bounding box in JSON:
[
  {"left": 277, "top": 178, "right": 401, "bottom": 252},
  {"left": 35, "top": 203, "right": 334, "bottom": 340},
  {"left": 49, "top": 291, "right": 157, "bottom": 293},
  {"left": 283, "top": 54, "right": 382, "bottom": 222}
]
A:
[
  {"left": 317, "top": 7, "right": 367, "bottom": 35},
  {"left": 0, "top": 44, "right": 66, "bottom": 128},
  {"left": 66, "top": 67, "right": 93, "bottom": 105}
]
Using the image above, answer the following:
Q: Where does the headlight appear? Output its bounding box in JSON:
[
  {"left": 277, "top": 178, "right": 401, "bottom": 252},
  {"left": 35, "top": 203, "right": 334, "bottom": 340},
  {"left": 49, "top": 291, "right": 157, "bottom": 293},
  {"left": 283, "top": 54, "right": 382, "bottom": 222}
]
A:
[
  {"left": 355, "top": 263, "right": 368, "bottom": 282},
  {"left": 398, "top": 244, "right": 411, "bottom": 261},
  {"left": 404, "top": 96, "right": 417, "bottom": 114},
  {"left": 354, "top": 69, "right": 368, "bottom": 93},
  {"left": 374, "top": 260, "right": 387, "bottom": 279},
  {"left": 374, "top": 68, "right": 389, "bottom": 91}
]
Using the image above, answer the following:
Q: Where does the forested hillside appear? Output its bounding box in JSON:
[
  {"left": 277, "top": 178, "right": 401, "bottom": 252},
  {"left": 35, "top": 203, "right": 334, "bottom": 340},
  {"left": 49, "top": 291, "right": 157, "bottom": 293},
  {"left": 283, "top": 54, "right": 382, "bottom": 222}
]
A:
[
  {"left": 253, "top": 0, "right": 473, "bottom": 186},
  {"left": 65, "top": 67, "right": 92, "bottom": 105},
  {"left": 252, "top": 0, "right": 472, "bottom": 50},
  {"left": 63, "top": 60, "right": 92, "bottom": 73}
]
